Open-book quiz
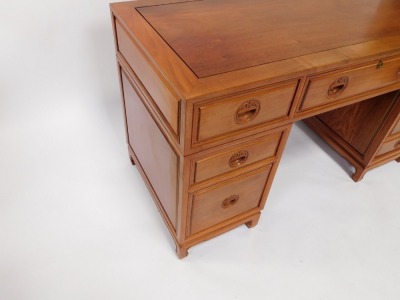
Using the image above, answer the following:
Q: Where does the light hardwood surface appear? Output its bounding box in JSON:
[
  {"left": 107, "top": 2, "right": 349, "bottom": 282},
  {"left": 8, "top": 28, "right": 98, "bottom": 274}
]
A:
[{"left": 110, "top": 0, "right": 400, "bottom": 258}]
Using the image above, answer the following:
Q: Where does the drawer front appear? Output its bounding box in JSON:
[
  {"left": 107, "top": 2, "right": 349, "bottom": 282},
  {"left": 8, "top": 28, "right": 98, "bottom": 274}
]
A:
[
  {"left": 194, "top": 81, "right": 297, "bottom": 143},
  {"left": 193, "top": 131, "right": 281, "bottom": 184},
  {"left": 392, "top": 119, "right": 400, "bottom": 135},
  {"left": 188, "top": 166, "right": 271, "bottom": 235},
  {"left": 300, "top": 56, "right": 400, "bottom": 112},
  {"left": 377, "top": 136, "right": 400, "bottom": 156}
]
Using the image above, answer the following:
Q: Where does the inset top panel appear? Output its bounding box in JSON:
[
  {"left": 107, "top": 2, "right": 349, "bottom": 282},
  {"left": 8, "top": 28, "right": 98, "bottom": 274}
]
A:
[{"left": 137, "top": 0, "right": 400, "bottom": 78}]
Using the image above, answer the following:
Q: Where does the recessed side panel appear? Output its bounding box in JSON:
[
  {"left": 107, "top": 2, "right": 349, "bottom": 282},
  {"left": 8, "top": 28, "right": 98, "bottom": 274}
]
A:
[
  {"left": 316, "top": 91, "right": 398, "bottom": 155},
  {"left": 122, "top": 71, "right": 179, "bottom": 229}
]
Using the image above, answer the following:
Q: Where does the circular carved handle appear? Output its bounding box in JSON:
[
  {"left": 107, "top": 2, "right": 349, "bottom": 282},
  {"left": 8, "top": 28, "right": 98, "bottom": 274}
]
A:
[
  {"left": 229, "top": 150, "right": 249, "bottom": 167},
  {"left": 222, "top": 195, "right": 239, "bottom": 209},
  {"left": 395, "top": 140, "right": 400, "bottom": 149},
  {"left": 235, "top": 99, "right": 260, "bottom": 124},
  {"left": 327, "top": 76, "right": 349, "bottom": 99}
]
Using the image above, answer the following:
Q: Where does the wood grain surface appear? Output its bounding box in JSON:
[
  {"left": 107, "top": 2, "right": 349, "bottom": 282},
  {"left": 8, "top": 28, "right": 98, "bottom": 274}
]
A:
[{"left": 138, "top": 0, "right": 400, "bottom": 77}]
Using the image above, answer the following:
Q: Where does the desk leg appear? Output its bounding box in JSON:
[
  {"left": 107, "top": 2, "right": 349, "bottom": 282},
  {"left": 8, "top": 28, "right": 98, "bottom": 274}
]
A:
[
  {"left": 176, "top": 245, "right": 189, "bottom": 259},
  {"left": 245, "top": 212, "right": 261, "bottom": 228},
  {"left": 352, "top": 167, "right": 367, "bottom": 182}
]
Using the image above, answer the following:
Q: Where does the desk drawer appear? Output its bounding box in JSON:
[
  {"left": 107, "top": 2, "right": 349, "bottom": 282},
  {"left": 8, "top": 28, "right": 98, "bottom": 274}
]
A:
[
  {"left": 299, "top": 56, "right": 400, "bottom": 112},
  {"left": 391, "top": 118, "right": 400, "bottom": 136},
  {"left": 188, "top": 166, "right": 271, "bottom": 235},
  {"left": 376, "top": 136, "right": 400, "bottom": 157},
  {"left": 194, "top": 81, "right": 297, "bottom": 143},
  {"left": 192, "top": 131, "right": 281, "bottom": 185}
]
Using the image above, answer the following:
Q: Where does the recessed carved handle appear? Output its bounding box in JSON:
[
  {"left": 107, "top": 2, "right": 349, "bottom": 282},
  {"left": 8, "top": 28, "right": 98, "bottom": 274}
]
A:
[
  {"left": 229, "top": 150, "right": 249, "bottom": 167},
  {"left": 235, "top": 99, "right": 260, "bottom": 124},
  {"left": 396, "top": 68, "right": 400, "bottom": 78},
  {"left": 327, "top": 76, "right": 349, "bottom": 99},
  {"left": 395, "top": 140, "right": 400, "bottom": 149},
  {"left": 222, "top": 195, "right": 239, "bottom": 209}
]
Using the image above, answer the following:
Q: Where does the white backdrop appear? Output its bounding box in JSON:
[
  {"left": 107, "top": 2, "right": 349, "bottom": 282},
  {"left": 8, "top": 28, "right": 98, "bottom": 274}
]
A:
[{"left": 1, "top": 1, "right": 400, "bottom": 299}]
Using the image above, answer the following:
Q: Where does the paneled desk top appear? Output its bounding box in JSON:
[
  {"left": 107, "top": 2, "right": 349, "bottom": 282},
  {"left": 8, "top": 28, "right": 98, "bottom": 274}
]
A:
[
  {"left": 137, "top": 0, "right": 400, "bottom": 77},
  {"left": 110, "top": 0, "right": 400, "bottom": 257},
  {"left": 112, "top": 0, "right": 400, "bottom": 100}
]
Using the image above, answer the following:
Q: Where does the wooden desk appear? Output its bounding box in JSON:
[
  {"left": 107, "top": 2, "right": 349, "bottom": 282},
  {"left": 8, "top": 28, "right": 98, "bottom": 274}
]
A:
[{"left": 110, "top": 0, "right": 400, "bottom": 258}]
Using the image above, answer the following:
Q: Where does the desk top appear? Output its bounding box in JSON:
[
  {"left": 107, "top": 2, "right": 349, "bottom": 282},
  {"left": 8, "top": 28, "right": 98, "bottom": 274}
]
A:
[
  {"left": 111, "top": 0, "right": 400, "bottom": 99},
  {"left": 137, "top": 0, "right": 400, "bottom": 78}
]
